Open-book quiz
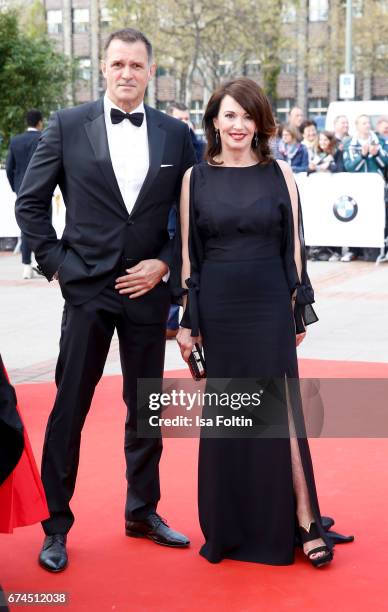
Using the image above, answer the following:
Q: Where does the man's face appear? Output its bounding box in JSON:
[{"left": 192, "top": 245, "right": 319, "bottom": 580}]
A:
[
  {"left": 171, "top": 108, "right": 190, "bottom": 124},
  {"left": 101, "top": 39, "right": 156, "bottom": 112},
  {"left": 356, "top": 115, "right": 371, "bottom": 137},
  {"left": 303, "top": 124, "right": 317, "bottom": 142},
  {"left": 377, "top": 120, "right": 388, "bottom": 137},
  {"left": 290, "top": 108, "right": 304, "bottom": 127},
  {"left": 334, "top": 116, "right": 349, "bottom": 137}
]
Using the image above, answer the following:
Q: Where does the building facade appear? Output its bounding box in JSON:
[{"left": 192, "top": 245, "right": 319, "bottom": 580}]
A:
[{"left": 44, "top": 0, "right": 388, "bottom": 126}]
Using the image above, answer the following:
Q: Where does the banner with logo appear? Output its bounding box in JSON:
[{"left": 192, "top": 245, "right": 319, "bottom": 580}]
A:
[
  {"left": 295, "top": 172, "right": 386, "bottom": 248},
  {"left": 1, "top": 169, "right": 386, "bottom": 248},
  {"left": 0, "top": 170, "right": 65, "bottom": 238}
]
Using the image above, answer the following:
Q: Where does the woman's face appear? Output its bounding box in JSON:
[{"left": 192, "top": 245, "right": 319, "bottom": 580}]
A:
[
  {"left": 319, "top": 133, "right": 330, "bottom": 151},
  {"left": 303, "top": 125, "right": 317, "bottom": 142},
  {"left": 213, "top": 95, "right": 256, "bottom": 153},
  {"left": 282, "top": 129, "right": 293, "bottom": 144}
]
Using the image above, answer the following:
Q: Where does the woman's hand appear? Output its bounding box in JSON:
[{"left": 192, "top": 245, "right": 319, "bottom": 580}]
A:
[
  {"left": 176, "top": 327, "right": 201, "bottom": 362},
  {"left": 296, "top": 332, "right": 306, "bottom": 347}
]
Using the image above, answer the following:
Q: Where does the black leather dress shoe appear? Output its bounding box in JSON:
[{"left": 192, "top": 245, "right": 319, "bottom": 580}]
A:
[
  {"left": 125, "top": 513, "right": 190, "bottom": 548},
  {"left": 39, "top": 535, "right": 68, "bottom": 572}
]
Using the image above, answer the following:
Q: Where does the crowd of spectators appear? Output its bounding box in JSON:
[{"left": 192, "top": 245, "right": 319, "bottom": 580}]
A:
[{"left": 271, "top": 107, "right": 388, "bottom": 262}]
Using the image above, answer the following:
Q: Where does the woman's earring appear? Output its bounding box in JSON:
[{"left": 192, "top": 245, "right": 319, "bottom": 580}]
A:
[
  {"left": 215, "top": 129, "right": 220, "bottom": 145},
  {"left": 253, "top": 133, "right": 259, "bottom": 148}
]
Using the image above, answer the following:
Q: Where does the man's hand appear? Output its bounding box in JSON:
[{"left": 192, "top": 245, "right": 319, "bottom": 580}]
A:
[
  {"left": 115, "top": 259, "right": 168, "bottom": 298},
  {"left": 361, "top": 143, "right": 370, "bottom": 156},
  {"left": 369, "top": 143, "right": 380, "bottom": 156},
  {"left": 296, "top": 331, "right": 306, "bottom": 347}
]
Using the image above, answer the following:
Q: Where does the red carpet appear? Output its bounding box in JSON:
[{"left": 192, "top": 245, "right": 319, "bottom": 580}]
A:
[{"left": 1, "top": 358, "right": 388, "bottom": 611}]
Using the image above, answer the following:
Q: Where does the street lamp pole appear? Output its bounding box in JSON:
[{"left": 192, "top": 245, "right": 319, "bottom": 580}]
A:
[{"left": 345, "top": 0, "right": 352, "bottom": 74}]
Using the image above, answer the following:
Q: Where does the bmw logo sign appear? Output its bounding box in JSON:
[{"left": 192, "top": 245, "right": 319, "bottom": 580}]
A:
[{"left": 333, "top": 195, "right": 358, "bottom": 222}]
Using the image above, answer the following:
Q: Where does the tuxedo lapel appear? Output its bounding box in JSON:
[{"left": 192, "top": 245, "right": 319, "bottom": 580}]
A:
[
  {"left": 130, "top": 106, "right": 166, "bottom": 216},
  {"left": 84, "top": 99, "right": 127, "bottom": 213}
]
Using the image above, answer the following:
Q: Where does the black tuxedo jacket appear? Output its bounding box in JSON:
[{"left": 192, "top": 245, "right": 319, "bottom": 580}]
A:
[
  {"left": 6, "top": 130, "right": 41, "bottom": 194},
  {"left": 15, "top": 99, "right": 195, "bottom": 321}
]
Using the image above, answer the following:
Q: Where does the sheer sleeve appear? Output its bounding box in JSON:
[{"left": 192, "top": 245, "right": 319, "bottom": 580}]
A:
[
  {"left": 170, "top": 164, "right": 203, "bottom": 336},
  {"left": 277, "top": 161, "right": 318, "bottom": 334}
]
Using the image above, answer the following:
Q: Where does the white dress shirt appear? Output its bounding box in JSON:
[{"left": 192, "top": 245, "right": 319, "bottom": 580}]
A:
[
  {"left": 103, "top": 94, "right": 169, "bottom": 281},
  {"left": 104, "top": 94, "right": 149, "bottom": 215}
]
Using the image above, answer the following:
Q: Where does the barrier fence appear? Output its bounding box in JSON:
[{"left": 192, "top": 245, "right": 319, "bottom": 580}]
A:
[{"left": 1, "top": 169, "right": 387, "bottom": 250}]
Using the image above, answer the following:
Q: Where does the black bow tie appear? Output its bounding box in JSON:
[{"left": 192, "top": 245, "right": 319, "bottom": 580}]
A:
[{"left": 110, "top": 108, "right": 144, "bottom": 127}]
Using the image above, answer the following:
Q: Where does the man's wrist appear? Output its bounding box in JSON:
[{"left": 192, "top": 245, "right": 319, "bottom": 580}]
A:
[{"left": 156, "top": 258, "right": 169, "bottom": 283}]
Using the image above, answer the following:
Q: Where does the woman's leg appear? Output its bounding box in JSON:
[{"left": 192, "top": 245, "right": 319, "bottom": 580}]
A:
[
  {"left": 290, "top": 435, "right": 327, "bottom": 560},
  {"left": 286, "top": 378, "right": 327, "bottom": 561}
]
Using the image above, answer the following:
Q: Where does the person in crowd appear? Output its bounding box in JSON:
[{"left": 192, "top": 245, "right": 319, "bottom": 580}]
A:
[
  {"left": 300, "top": 120, "right": 318, "bottom": 170},
  {"left": 269, "top": 118, "right": 283, "bottom": 159},
  {"left": 166, "top": 102, "right": 204, "bottom": 163},
  {"left": 310, "top": 131, "right": 344, "bottom": 174},
  {"left": 278, "top": 125, "right": 309, "bottom": 172},
  {"left": 376, "top": 116, "right": 388, "bottom": 142},
  {"left": 308, "top": 131, "right": 344, "bottom": 262},
  {"left": 343, "top": 114, "right": 388, "bottom": 261},
  {"left": 376, "top": 116, "right": 388, "bottom": 176},
  {"left": 375, "top": 116, "right": 388, "bottom": 258},
  {"left": 288, "top": 106, "right": 304, "bottom": 139},
  {"left": 177, "top": 77, "right": 352, "bottom": 567},
  {"left": 344, "top": 114, "right": 388, "bottom": 176},
  {"left": 333, "top": 115, "right": 350, "bottom": 150},
  {"left": 5, "top": 110, "right": 43, "bottom": 279},
  {"left": 165, "top": 102, "right": 204, "bottom": 338},
  {"left": 15, "top": 27, "right": 195, "bottom": 573}
]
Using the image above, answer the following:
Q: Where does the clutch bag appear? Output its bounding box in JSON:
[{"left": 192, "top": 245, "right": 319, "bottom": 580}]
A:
[{"left": 188, "top": 343, "right": 206, "bottom": 381}]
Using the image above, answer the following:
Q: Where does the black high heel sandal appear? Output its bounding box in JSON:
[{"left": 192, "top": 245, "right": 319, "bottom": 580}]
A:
[{"left": 299, "top": 521, "right": 334, "bottom": 568}]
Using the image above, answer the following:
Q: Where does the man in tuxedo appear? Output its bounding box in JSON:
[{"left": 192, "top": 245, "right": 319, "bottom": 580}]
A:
[
  {"left": 16, "top": 28, "right": 195, "bottom": 572},
  {"left": 6, "top": 110, "right": 43, "bottom": 279}
]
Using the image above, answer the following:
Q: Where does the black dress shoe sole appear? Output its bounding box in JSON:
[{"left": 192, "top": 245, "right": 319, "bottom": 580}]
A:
[
  {"left": 125, "top": 529, "right": 190, "bottom": 548},
  {"left": 38, "top": 558, "right": 68, "bottom": 573}
]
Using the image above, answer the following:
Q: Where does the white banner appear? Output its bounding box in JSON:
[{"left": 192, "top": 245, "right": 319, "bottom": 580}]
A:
[
  {"left": 295, "top": 172, "right": 386, "bottom": 248},
  {"left": 0, "top": 169, "right": 65, "bottom": 238},
  {"left": 0, "top": 169, "right": 19, "bottom": 237},
  {"left": 1, "top": 169, "right": 386, "bottom": 248}
]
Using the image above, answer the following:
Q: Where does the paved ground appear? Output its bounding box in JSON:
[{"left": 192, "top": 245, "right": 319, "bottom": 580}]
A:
[{"left": 1, "top": 252, "right": 387, "bottom": 384}]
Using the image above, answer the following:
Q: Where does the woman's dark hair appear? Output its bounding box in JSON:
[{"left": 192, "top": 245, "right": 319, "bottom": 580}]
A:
[
  {"left": 318, "top": 130, "right": 337, "bottom": 155},
  {"left": 203, "top": 78, "right": 276, "bottom": 165}
]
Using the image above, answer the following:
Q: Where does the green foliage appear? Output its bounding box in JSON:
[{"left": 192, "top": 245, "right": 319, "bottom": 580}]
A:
[
  {"left": 19, "top": 0, "right": 47, "bottom": 38},
  {"left": 0, "top": 10, "right": 72, "bottom": 160}
]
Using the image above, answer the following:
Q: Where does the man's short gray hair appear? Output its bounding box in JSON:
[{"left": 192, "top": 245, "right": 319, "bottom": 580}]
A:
[{"left": 104, "top": 28, "right": 153, "bottom": 63}]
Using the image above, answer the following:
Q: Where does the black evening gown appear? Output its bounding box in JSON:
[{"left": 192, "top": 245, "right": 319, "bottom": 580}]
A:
[{"left": 180, "top": 160, "right": 331, "bottom": 565}]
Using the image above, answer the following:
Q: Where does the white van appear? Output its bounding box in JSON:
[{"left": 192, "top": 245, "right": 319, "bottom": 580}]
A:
[{"left": 325, "top": 100, "right": 388, "bottom": 135}]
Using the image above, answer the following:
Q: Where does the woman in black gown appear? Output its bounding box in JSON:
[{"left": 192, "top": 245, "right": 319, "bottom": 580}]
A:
[{"left": 176, "top": 78, "right": 336, "bottom": 567}]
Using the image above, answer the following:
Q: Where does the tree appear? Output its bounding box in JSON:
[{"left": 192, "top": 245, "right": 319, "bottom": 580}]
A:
[
  {"left": 0, "top": 10, "right": 73, "bottom": 160},
  {"left": 106, "top": 0, "right": 292, "bottom": 107}
]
